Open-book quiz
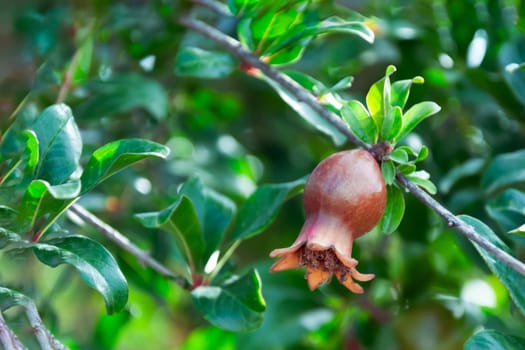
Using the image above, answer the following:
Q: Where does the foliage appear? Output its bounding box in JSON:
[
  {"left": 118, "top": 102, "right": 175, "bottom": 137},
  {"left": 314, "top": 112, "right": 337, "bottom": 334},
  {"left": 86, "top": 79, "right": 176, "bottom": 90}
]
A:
[{"left": 0, "top": 0, "right": 525, "bottom": 349}]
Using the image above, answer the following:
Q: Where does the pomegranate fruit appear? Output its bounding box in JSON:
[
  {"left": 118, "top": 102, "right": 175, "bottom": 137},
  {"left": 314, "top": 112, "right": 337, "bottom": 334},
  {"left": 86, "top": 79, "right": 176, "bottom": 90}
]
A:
[{"left": 270, "top": 149, "right": 386, "bottom": 293}]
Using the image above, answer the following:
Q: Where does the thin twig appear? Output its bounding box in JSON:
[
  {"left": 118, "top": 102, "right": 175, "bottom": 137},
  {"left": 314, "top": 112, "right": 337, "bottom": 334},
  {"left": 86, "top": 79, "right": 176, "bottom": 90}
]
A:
[
  {"left": 24, "top": 303, "right": 68, "bottom": 350},
  {"left": 69, "top": 204, "right": 189, "bottom": 289},
  {"left": 0, "top": 312, "right": 26, "bottom": 350},
  {"left": 178, "top": 16, "right": 525, "bottom": 277}
]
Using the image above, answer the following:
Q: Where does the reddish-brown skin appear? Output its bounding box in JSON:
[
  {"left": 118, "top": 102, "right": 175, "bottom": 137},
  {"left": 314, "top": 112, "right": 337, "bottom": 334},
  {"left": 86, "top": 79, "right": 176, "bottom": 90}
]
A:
[{"left": 303, "top": 149, "right": 386, "bottom": 239}]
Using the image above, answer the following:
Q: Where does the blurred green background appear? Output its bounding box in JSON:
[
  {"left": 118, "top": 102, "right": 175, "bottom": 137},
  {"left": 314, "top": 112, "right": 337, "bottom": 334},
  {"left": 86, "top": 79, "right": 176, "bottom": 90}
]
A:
[{"left": 1, "top": 0, "right": 525, "bottom": 349}]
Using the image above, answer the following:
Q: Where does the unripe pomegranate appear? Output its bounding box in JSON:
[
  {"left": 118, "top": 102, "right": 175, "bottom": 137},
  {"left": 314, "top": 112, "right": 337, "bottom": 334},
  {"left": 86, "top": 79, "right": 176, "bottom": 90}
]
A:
[{"left": 270, "top": 149, "right": 386, "bottom": 293}]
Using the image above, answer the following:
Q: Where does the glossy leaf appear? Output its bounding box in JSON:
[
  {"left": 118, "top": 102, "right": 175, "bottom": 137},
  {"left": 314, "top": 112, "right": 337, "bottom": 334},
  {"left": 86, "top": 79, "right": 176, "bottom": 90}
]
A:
[
  {"left": 341, "top": 100, "right": 377, "bottom": 144},
  {"left": 251, "top": 8, "right": 301, "bottom": 41},
  {"left": 406, "top": 170, "right": 437, "bottom": 194},
  {"left": 228, "top": 177, "right": 306, "bottom": 242},
  {"left": 381, "top": 105, "right": 402, "bottom": 142},
  {"left": 261, "top": 74, "right": 346, "bottom": 145},
  {"left": 398, "top": 101, "right": 441, "bottom": 140},
  {"left": 34, "top": 235, "right": 128, "bottom": 314},
  {"left": 380, "top": 185, "right": 405, "bottom": 234},
  {"left": 481, "top": 149, "right": 525, "bottom": 195},
  {"left": 366, "top": 66, "right": 396, "bottom": 131},
  {"left": 381, "top": 160, "right": 395, "bottom": 186},
  {"left": 75, "top": 74, "right": 169, "bottom": 120},
  {"left": 31, "top": 104, "right": 82, "bottom": 184},
  {"left": 416, "top": 145, "right": 429, "bottom": 162},
  {"left": 389, "top": 147, "right": 409, "bottom": 164},
  {"left": 486, "top": 189, "right": 525, "bottom": 232},
  {"left": 391, "top": 77, "right": 424, "bottom": 109},
  {"left": 311, "top": 16, "right": 374, "bottom": 43},
  {"left": 175, "top": 47, "right": 237, "bottom": 79},
  {"left": 191, "top": 269, "right": 266, "bottom": 332},
  {"left": 458, "top": 215, "right": 525, "bottom": 316},
  {"left": 80, "top": 139, "right": 169, "bottom": 194},
  {"left": 465, "top": 330, "right": 525, "bottom": 350}
]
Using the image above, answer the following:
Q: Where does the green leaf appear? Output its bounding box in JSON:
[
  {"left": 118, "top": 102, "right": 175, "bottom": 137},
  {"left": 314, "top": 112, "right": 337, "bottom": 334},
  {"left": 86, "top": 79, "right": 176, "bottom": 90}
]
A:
[
  {"left": 486, "top": 189, "right": 525, "bottom": 232},
  {"left": 228, "top": 177, "right": 306, "bottom": 242},
  {"left": 397, "top": 101, "right": 441, "bottom": 140},
  {"left": 251, "top": 8, "right": 302, "bottom": 41},
  {"left": 458, "top": 215, "right": 525, "bottom": 316},
  {"left": 34, "top": 235, "right": 128, "bottom": 314},
  {"left": 381, "top": 105, "right": 402, "bottom": 142},
  {"left": 313, "top": 16, "right": 374, "bottom": 43},
  {"left": 499, "top": 37, "right": 525, "bottom": 106},
  {"left": 180, "top": 327, "right": 236, "bottom": 350},
  {"left": 191, "top": 269, "right": 265, "bottom": 332},
  {"left": 31, "top": 104, "right": 82, "bottom": 185},
  {"left": 70, "top": 31, "right": 94, "bottom": 84},
  {"left": 481, "top": 149, "right": 525, "bottom": 195},
  {"left": 465, "top": 330, "right": 525, "bottom": 350},
  {"left": 80, "top": 139, "right": 169, "bottom": 194},
  {"left": 75, "top": 74, "right": 169, "bottom": 120},
  {"left": 391, "top": 77, "right": 424, "bottom": 109},
  {"left": 135, "top": 194, "right": 204, "bottom": 274},
  {"left": 366, "top": 66, "right": 396, "bottom": 132},
  {"left": 389, "top": 148, "right": 409, "bottom": 164},
  {"left": 341, "top": 100, "right": 377, "bottom": 144},
  {"left": 260, "top": 74, "right": 346, "bottom": 146},
  {"left": 380, "top": 185, "right": 405, "bottom": 234},
  {"left": 0, "top": 286, "right": 35, "bottom": 311},
  {"left": 381, "top": 160, "right": 395, "bottom": 186},
  {"left": 415, "top": 145, "right": 429, "bottom": 162},
  {"left": 175, "top": 47, "right": 237, "bottom": 79},
  {"left": 440, "top": 158, "right": 484, "bottom": 194},
  {"left": 406, "top": 170, "right": 437, "bottom": 194},
  {"left": 397, "top": 163, "right": 416, "bottom": 175},
  {"left": 510, "top": 223, "right": 525, "bottom": 237}
]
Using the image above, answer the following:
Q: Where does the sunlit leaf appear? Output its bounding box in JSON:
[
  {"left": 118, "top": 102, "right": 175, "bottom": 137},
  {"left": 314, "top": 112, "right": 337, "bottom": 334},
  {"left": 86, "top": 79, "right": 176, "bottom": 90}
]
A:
[
  {"left": 397, "top": 101, "right": 441, "bottom": 141},
  {"left": 81, "top": 139, "right": 169, "bottom": 194},
  {"left": 406, "top": 170, "right": 437, "bottom": 194},
  {"left": 341, "top": 100, "right": 377, "bottom": 144},
  {"left": 391, "top": 76, "right": 424, "bottom": 109},
  {"left": 381, "top": 105, "right": 402, "bottom": 142}
]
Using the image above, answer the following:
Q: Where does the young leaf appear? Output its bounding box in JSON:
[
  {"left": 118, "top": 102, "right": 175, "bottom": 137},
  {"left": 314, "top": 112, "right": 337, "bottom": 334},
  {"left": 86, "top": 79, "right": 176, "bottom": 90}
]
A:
[
  {"left": 481, "top": 149, "right": 525, "bottom": 195},
  {"left": 397, "top": 101, "right": 441, "bottom": 140},
  {"left": 381, "top": 160, "right": 396, "bottom": 186},
  {"left": 406, "top": 170, "right": 437, "bottom": 194},
  {"left": 389, "top": 147, "right": 409, "bottom": 164},
  {"left": 380, "top": 185, "right": 405, "bottom": 234},
  {"left": 191, "top": 269, "right": 266, "bottom": 332},
  {"left": 366, "top": 66, "right": 396, "bottom": 131},
  {"left": 465, "top": 330, "right": 525, "bottom": 350},
  {"left": 391, "top": 76, "right": 424, "bottom": 109},
  {"left": 228, "top": 177, "right": 306, "bottom": 242},
  {"left": 80, "top": 139, "right": 169, "bottom": 194},
  {"left": 75, "top": 74, "right": 169, "bottom": 120},
  {"left": 415, "top": 145, "right": 429, "bottom": 162},
  {"left": 34, "top": 235, "right": 128, "bottom": 314},
  {"left": 175, "top": 47, "right": 237, "bottom": 79},
  {"left": 341, "top": 100, "right": 377, "bottom": 144},
  {"left": 458, "top": 215, "right": 525, "bottom": 317},
  {"left": 381, "top": 105, "right": 402, "bottom": 142},
  {"left": 31, "top": 104, "right": 82, "bottom": 185}
]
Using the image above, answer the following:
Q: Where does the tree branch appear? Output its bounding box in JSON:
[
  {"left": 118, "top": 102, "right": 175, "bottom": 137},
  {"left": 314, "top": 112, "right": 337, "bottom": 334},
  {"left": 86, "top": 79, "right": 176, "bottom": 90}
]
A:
[
  {"left": 0, "top": 312, "right": 25, "bottom": 350},
  {"left": 69, "top": 204, "right": 190, "bottom": 289},
  {"left": 178, "top": 16, "right": 525, "bottom": 277},
  {"left": 24, "top": 303, "right": 68, "bottom": 350}
]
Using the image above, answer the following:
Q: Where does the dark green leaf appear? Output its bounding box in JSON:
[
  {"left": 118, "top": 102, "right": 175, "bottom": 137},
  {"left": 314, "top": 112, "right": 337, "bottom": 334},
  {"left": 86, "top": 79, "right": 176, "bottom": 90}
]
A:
[
  {"left": 486, "top": 189, "right": 525, "bottom": 232},
  {"left": 80, "top": 139, "right": 169, "bottom": 194},
  {"left": 481, "top": 149, "right": 525, "bottom": 195},
  {"left": 397, "top": 101, "right": 441, "bottom": 140},
  {"left": 341, "top": 100, "right": 377, "bottom": 144},
  {"left": 31, "top": 104, "right": 82, "bottom": 184},
  {"left": 75, "top": 74, "right": 169, "bottom": 120},
  {"left": 458, "top": 215, "right": 525, "bottom": 316},
  {"left": 440, "top": 158, "right": 484, "bottom": 194},
  {"left": 380, "top": 185, "right": 405, "bottom": 234},
  {"left": 175, "top": 47, "right": 237, "bottom": 79},
  {"left": 34, "top": 235, "right": 128, "bottom": 314},
  {"left": 229, "top": 177, "right": 306, "bottom": 242},
  {"left": 499, "top": 37, "right": 525, "bottom": 106},
  {"left": 465, "top": 330, "right": 525, "bottom": 350},
  {"left": 191, "top": 269, "right": 265, "bottom": 332},
  {"left": 381, "top": 160, "right": 395, "bottom": 186}
]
